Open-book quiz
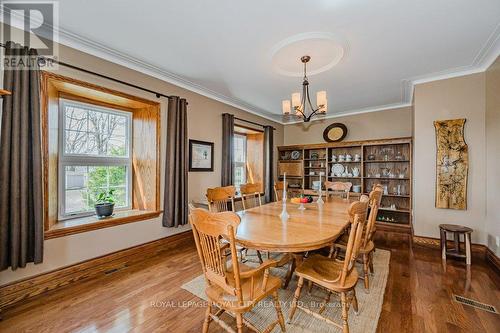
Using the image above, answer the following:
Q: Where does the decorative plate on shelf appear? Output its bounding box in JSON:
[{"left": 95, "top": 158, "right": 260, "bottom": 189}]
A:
[
  {"left": 331, "top": 163, "right": 345, "bottom": 177},
  {"left": 291, "top": 150, "right": 301, "bottom": 160}
]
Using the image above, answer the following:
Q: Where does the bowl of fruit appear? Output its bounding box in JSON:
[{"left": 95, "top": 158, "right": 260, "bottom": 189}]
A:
[{"left": 290, "top": 195, "right": 314, "bottom": 204}]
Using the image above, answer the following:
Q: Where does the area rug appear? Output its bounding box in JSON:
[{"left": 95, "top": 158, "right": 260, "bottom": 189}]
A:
[{"left": 182, "top": 249, "right": 391, "bottom": 332}]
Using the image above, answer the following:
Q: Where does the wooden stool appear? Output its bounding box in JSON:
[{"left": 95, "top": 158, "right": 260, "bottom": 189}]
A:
[{"left": 439, "top": 224, "right": 473, "bottom": 265}]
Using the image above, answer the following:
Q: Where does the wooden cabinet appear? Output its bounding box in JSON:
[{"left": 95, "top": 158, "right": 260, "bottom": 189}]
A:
[{"left": 278, "top": 137, "right": 413, "bottom": 234}]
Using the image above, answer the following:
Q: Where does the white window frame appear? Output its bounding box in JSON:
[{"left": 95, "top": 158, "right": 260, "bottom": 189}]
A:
[
  {"left": 233, "top": 133, "right": 247, "bottom": 190},
  {"left": 58, "top": 98, "right": 133, "bottom": 220}
]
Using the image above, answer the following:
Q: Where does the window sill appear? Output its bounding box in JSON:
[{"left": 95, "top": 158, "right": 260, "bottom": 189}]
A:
[{"left": 44, "top": 209, "right": 163, "bottom": 240}]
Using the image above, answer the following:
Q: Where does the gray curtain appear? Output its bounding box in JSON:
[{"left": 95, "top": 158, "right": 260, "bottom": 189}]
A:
[
  {"left": 0, "top": 41, "right": 43, "bottom": 270},
  {"left": 221, "top": 113, "right": 234, "bottom": 186},
  {"left": 162, "top": 96, "right": 188, "bottom": 227},
  {"left": 263, "top": 126, "right": 274, "bottom": 203}
]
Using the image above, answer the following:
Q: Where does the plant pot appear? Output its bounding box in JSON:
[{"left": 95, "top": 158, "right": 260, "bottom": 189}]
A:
[{"left": 95, "top": 202, "right": 115, "bottom": 217}]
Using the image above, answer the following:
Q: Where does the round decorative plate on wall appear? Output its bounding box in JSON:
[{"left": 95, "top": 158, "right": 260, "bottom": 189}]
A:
[{"left": 323, "top": 123, "right": 348, "bottom": 142}]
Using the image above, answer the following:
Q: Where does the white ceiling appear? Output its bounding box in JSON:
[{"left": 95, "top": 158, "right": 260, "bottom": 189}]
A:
[{"left": 35, "top": 1, "right": 500, "bottom": 122}]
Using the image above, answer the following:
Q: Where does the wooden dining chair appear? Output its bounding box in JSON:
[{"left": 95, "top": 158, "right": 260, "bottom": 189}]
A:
[
  {"left": 331, "top": 186, "right": 383, "bottom": 290},
  {"left": 206, "top": 186, "right": 236, "bottom": 212},
  {"left": 325, "top": 181, "right": 352, "bottom": 200},
  {"left": 240, "top": 183, "right": 262, "bottom": 210},
  {"left": 273, "top": 181, "right": 287, "bottom": 202},
  {"left": 240, "top": 183, "right": 266, "bottom": 263},
  {"left": 189, "top": 208, "right": 286, "bottom": 333},
  {"left": 288, "top": 200, "right": 369, "bottom": 333},
  {"left": 206, "top": 186, "right": 249, "bottom": 261}
]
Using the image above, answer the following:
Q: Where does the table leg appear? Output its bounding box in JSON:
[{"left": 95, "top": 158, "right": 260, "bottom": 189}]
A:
[
  {"left": 283, "top": 256, "right": 296, "bottom": 289},
  {"left": 282, "top": 253, "right": 305, "bottom": 289}
]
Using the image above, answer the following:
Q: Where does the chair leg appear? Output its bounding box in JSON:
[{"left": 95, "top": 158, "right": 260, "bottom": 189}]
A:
[
  {"left": 307, "top": 280, "right": 313, "bottom": 294},
  {"left": 272, "top": 291, "right": 286, "bottom": 332},
  {"left": 363, "top": 254, "right": 370, "bottom": 291},
  {"left": 341, "top": 292, "right": 350, "bottom": 333},
  {"left": 236, "top": 313, "right": 244, "bottom": 333},
  {"left": 368, "top": 252, "right": 374, "bottom": 275},
  {"left": 352, "top": 289, "right": 358, "bottom": 314},
  {"left": 202, "top": 302, "right": 212, "bottom": 333},
  {"left": 318, "top": 291, "right": 331, "bottom": 314},
  {"left": 288, "top": 276, "right": 304, "bottom": 323},
  {"left": 257, "top": 250, "right": 264, "bottom": 264},
  {"left": 328, "top": 244, "right": 335, "bottom": 258}
]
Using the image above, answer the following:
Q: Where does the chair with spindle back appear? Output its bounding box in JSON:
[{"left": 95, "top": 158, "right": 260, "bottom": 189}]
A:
[
  {"left": 288, "top": 199, "right": 369, "bottom": 333},
  {"left": 207, "top": 186, "right": 247, "bottom": 261},
  {"left": 240, "top": 183, "right": 268, "bottom": 263},
  {"left": 273, "top": 181, "right": 287, "bottom": 202},
  {"left": 190, "top": 208, "right": 286, "bottom": 333},
  {"left": 240, "top": 183, "right": 262, "bottom": 210},
  {"left": 331, "top": 186, "right": 383, "bottom": 290},
  {"left": 206, "top": 186, "right": 236, "bottom": 212},
  {"left": 325, "top": 181, "right": 352, "bottom": 200}
]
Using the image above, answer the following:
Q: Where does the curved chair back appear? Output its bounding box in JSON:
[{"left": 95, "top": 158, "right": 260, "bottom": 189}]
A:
[
  {"left": 189, "top": 208, "right": 243, "bottom": 301},
  {"left": 364, "top": 186, "right": 383, "bottom": 245},
  {"left": 325, "top": 181, "right": 352, "bottom": 199},
  {"left": 240, "top": 183, "right": 262, "bottom": 210},
  {"left": 340, "top": 199, "right": 369, "bottom": 286},
  {"left": 273, "top": 181, "right": 287, "bottom": 202},
  {"left": 206, "top": 186, "right": 236, "bottom": 212}
]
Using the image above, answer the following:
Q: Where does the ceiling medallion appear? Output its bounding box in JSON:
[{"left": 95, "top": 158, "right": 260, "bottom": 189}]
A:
[{"left": 282, "top": 55, "right": 327, "bottom": 122}]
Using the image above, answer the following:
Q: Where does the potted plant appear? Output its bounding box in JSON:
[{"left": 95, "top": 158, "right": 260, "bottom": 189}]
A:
[{"left": 95, "top": 189, "right": 116, "bottom": 218}]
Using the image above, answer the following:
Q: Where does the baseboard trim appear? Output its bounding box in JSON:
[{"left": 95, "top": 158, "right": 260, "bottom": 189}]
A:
[
  {"left": 0, "top": 230, "right": 193, "bottom": 311},
  {"left": 485, "top": 247, "right": 500, "bottom": 274},
  {"left": 412, "top": 235, "right": 500, "bottom": 271}
]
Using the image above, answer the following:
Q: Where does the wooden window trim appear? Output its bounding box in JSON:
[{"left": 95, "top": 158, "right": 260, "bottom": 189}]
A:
[{"left": 41, "top": 71, "right": 162, "bottom": 239}]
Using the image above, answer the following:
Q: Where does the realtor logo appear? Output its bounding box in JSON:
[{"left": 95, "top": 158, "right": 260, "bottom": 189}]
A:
[{"left": 1, "top": 1, "right": 59, "bottom": 68}]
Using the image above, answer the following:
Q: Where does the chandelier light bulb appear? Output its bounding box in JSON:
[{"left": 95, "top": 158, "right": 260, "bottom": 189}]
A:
[
  {"left": 316, "top": 91, "right": 327, "bottom": 113},
  {"left": 291, "top": 92, "right": 301, "bottom": 109},
  {"left": 282, "top": 100, "right": 291, "bottom": 115}
]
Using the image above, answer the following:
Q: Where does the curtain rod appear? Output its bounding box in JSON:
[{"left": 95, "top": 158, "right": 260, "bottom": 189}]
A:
[
  {"left": 0, "top": 42, "right": 173, "bottom": 100},
  {"left": 234, "top": 116, "right": 276, "bottom": 130}
]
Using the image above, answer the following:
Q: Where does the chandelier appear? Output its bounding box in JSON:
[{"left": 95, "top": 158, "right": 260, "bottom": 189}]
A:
[{"left": 282, "top": 55, "right": 328, "bottom": 122}]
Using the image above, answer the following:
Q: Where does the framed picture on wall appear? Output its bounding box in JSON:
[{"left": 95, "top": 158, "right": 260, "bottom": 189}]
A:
[{"left": 189, "top": 140, "right": 214, "bottom": 172}]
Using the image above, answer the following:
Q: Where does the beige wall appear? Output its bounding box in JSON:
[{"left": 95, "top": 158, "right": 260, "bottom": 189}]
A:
[
  {"left": 283, "top": 107, "right": 413, "bottom": 145},
  {"left": 486, "top": 57, "right": 500, "bottom": 255},
  {"left": 413, "top": 73, "right": 487, "bottom": 244},
  {"left": 0, "top": 29, "right": 283, "bottom": 285}
]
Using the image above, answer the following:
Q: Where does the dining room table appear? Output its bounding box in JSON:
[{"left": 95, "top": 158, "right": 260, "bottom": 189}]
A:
[{"left": 235, "top": 196, "right": 354, "bottom": 288}]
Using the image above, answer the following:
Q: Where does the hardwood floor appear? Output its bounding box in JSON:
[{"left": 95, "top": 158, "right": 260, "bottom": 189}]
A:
[{"left": 0, "top": 232, "right": 499, "bottom": 332}]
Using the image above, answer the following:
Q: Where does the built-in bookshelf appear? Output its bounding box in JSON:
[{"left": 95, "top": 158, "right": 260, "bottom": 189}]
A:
[{"left": 277, "top": 137, "right": 412, "bottom": 233}]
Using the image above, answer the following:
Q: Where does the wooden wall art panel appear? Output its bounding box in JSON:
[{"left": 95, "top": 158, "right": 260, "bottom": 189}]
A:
[{"left": 434, "top": 119, "right": 468, "bottom": 210}]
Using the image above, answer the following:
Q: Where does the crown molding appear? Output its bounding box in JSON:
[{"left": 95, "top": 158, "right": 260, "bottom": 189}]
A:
[
  {"left": 56, "top": 28, "right": 283, "bottom": 125},
  {"left": 403, "top": 22, "right": 500, "bottom": 104},
  {"left": 1, "top": 10, "right": 498, "bottom": 126},
  {"left": 0, "top": 8, "right": 282, "bottom": 124}
]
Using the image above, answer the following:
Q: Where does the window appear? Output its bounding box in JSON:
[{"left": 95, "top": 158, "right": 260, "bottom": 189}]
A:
[
  {"left": 233, "top": 133, "right": 247, "bottom": 190},
  {"left": 42, "top": 71, "right": 161, "bottom": 237},
  {"left": 58, "top": 99, "right": 132, "bottom": 219}
]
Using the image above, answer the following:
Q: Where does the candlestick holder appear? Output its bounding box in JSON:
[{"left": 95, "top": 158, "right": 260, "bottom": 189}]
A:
[
  {"left": 317, "top": 189, "right": 324, "bottom": 204},
  {"left": 279, "top": 184, "right": 289, "bottom": 220}
]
